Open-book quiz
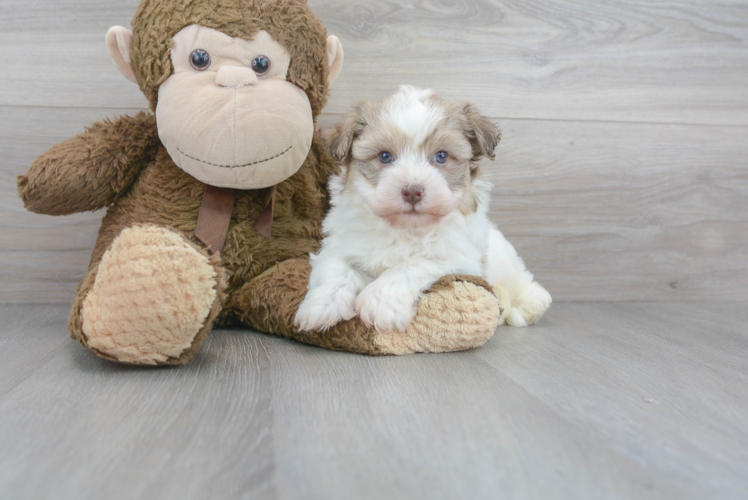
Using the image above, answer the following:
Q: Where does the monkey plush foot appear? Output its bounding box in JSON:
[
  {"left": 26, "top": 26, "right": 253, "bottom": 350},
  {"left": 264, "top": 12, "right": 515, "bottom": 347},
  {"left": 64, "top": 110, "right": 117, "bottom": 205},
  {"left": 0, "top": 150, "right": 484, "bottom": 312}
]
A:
[
  {"left": 372, "top": 275, "right": 501, "bottom": 355},
  {"left": 233, "top": 259, "right": 500, "bottom": 355},
  {"left": 78, "top": 225, "right": 224, "bottom": 365}
]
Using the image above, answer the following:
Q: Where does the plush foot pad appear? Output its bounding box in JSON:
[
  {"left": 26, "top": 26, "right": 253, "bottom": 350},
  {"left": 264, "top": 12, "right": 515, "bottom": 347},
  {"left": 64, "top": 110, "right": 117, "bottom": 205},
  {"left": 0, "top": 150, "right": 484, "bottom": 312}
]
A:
[
  {"left": 373, "top": 275, "right": 501, "bottom": 355},
  {"left": 81, "top": 225, "right": 221, "bottom": 365}
]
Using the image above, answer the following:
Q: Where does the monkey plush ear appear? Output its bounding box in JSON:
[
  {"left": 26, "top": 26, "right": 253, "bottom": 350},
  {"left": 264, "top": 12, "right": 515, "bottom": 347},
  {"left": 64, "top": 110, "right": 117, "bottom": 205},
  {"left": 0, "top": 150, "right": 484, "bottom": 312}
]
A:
[
  {"left": 326, "top": 35, "right": 345, "bottom": 85},
  {"left": 106, "top": 26, "right": 138, "bottom": 83},
  {"left": 463, "top": 104, "right": 502, "bottom": 161}
]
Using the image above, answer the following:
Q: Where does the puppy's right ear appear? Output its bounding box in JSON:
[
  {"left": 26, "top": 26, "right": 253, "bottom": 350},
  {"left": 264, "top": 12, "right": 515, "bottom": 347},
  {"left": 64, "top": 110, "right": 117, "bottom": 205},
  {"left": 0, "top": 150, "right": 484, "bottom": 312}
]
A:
[{"left": 323, "top": 104, "right": 368, "bottom": 163}]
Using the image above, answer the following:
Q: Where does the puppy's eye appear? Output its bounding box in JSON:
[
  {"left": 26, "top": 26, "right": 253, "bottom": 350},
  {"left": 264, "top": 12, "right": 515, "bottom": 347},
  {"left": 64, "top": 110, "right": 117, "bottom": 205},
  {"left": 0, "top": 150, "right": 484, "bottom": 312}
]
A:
[
  {"left": 434, "top": 151, "right": 448, "bottom": 164},
  {"left": 190, "top": 49, "right": 211, "bottom": 71},
  {"left": 252, "top": 55, "right": 270, "bottom": 75},
  {"left": 378, "top": 152, "right": 394, "bottom": 164}
]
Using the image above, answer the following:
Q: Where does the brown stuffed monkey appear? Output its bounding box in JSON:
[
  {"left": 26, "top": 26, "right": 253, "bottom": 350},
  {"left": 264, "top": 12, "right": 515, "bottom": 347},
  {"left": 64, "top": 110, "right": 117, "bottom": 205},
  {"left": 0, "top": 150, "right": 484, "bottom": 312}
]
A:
[{"left": 17, "top": 0, "right": 501, "bottom": 365}]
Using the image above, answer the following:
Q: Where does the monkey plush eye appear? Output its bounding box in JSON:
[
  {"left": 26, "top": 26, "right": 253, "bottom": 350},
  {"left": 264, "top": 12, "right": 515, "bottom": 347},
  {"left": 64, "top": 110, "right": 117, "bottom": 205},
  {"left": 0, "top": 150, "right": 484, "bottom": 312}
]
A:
[
  {"left": 252, "top": 55, "right": 270, "bottom": 75},
  {"left": 378, "top": 152, "right": 394, "bottom": 164},
  {"left": 434, "top": 151, "right": 448, "bottom": 164},
  {"left": 190, "top": 49, "right": 211, "bottom": 71}
]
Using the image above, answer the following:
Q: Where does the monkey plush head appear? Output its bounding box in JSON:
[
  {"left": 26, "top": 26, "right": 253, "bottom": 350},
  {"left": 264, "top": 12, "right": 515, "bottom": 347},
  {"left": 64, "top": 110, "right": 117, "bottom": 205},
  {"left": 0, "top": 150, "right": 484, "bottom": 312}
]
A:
[{"left": 106, "top": 0, "right": 344, "bottom": 190}]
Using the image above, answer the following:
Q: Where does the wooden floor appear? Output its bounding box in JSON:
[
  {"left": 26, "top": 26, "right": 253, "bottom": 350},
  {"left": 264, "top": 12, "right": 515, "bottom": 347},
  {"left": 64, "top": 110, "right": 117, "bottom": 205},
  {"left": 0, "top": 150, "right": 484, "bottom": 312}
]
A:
[{"left": 1, "top": 302, "right": 746, "bottom": 500}]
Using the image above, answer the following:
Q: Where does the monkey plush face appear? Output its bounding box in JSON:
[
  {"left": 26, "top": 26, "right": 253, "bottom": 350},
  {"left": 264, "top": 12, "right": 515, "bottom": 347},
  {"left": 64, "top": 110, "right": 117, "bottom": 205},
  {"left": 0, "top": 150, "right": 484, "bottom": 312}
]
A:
[
  {"left": 156, "top": 25, "right": 314, "bottom": 189},
  {"left": 105, "top": 0, "right": 344, "bottom": 190}
]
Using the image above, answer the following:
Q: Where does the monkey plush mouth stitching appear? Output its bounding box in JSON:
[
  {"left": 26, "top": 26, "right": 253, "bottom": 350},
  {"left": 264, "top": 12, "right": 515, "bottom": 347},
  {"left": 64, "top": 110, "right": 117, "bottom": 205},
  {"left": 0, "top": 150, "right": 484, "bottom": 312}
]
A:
[{"left": 176, "top": 145, "right": 293, "bottom": 169}]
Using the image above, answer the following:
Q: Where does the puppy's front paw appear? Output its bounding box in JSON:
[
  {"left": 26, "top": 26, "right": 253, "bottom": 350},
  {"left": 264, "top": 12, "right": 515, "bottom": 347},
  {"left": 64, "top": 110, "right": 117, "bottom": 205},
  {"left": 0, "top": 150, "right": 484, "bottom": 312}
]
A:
[
  {"left": 295, "top": 286, "right": 357, "bottom": 332},
  {"left": 355, "top": 282, "right": 418, "bottom": 332}
]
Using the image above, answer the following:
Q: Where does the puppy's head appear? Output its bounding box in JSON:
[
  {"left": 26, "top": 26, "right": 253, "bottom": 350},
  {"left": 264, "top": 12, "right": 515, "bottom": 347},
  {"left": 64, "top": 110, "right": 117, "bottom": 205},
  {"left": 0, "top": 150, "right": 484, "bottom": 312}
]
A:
[{"left": 324, "top": 86, "right": 501, "bottom": 229}]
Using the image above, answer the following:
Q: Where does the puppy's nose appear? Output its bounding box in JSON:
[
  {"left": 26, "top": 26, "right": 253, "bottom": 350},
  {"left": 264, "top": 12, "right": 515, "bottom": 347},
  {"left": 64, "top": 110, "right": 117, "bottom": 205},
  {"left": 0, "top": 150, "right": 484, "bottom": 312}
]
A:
[
  {"left": 215, "top": 66, "right": 258, "bottom": 88},
  {"left": 402, "top": 185, "right": 425, "bottom": 206}
]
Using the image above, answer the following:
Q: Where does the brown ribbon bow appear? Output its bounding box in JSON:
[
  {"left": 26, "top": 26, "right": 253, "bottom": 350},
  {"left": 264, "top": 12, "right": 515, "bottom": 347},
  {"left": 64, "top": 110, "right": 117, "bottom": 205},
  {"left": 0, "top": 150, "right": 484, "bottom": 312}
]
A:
[{"left": 194, "top": 185, "right": 276, "bottom": 254}]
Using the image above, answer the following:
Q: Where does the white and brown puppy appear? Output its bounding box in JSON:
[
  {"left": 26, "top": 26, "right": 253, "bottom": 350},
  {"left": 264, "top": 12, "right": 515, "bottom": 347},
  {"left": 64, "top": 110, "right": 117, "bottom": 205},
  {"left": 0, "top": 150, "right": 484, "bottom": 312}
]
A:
[{"left": 295, "top": 86, "right": 551, "bottom": 333}]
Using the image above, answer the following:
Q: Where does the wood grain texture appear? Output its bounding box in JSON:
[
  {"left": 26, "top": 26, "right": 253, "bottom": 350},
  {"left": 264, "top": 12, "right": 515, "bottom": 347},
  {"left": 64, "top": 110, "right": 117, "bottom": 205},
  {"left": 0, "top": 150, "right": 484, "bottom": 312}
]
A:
[
  {"left": 1, "top": 0, "right": 747, "bottom": 301},
  {"left": 1, "top": 0, "right": 748, "bottom": 124},
  {"left": 0, "top": 304, "right": 276, "bottom": 500},
  {"left": 478, "top": 302, "right": 748, "bottom": 498},
  {"left": 0, "top": 302, "right": 746, "bottom": 499},
  {"left": 487, "top": 118, "right": 748, "bottom": 302},
  {"left": 3, "top": 107, "right": 746, "bottom": 303}
]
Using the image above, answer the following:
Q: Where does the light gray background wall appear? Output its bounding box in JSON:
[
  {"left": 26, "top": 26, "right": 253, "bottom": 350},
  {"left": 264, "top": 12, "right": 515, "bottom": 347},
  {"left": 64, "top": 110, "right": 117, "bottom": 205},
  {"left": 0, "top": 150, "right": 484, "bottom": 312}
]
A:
[{"left": 2, "top": 0, "right": 746, "bottom": 303}]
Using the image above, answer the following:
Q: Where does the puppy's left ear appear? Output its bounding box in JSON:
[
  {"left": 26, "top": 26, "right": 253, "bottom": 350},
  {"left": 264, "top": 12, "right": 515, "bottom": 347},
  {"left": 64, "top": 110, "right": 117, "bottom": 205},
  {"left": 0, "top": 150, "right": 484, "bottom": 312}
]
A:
[
  {"left": 322, "top": 103, "right": 368, "bottom": 163},
  {"left": 463, "top": 104, "right": 502, "bottom": 161}
]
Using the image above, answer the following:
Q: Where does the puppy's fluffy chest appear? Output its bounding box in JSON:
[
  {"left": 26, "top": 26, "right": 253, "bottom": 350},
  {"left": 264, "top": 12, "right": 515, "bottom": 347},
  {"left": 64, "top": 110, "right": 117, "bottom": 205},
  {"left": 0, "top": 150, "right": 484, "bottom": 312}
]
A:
[{"left": 320, "top": 175, "right": 490, "bottom": 278}]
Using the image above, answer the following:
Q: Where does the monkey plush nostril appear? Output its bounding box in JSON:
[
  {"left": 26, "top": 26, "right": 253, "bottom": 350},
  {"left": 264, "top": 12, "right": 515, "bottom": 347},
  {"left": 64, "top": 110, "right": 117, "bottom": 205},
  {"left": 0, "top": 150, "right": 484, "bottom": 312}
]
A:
[
  {"left": 402, "top": 185, "right": 425, "bottom": 206},
  {"left": 215, "top": 66, "right": 258, "bottom": 88}
]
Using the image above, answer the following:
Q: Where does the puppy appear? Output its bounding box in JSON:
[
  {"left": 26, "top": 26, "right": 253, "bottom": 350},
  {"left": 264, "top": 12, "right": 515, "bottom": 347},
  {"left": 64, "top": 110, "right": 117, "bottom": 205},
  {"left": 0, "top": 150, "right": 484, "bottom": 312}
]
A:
[{"left": 295, "top": 86, "right": 551, "bottom": 333}]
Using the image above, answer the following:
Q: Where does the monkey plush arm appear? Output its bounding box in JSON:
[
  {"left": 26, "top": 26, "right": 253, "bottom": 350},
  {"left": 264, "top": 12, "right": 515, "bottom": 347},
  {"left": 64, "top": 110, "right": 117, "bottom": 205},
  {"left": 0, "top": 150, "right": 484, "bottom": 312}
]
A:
[{"left": 18, "top": 111, "right": 159, "bottom": 215}]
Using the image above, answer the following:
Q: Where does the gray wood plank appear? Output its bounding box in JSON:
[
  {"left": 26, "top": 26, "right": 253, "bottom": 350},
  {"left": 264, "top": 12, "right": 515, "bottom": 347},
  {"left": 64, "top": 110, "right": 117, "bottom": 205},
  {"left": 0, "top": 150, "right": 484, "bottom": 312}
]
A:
[
  {"left": 0, "top": 305, "right": 276, "bottom": 500},
  {"left": 487, "top": 118, "right": 748, "bottom": 302},
  {"left": 0, "top": 304, "right": 70, "bottom": 398},
  {"left": 265, "top": 339, "right": 689, "bottom": 500},
  {"left": 477, "top": 302, "right": 748, "bottom": 498},
  {"left": 3, "top": 107, "right": 747, "bottom": 303},
  {"left": 1, "top": 0, "right": 747, "bottom": 125},
  {"left": 1, "top": 302, "right": 747, "bottom": 499},
  {"left": 0, "top": 0, "right": 147, "bottom": 109}
]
